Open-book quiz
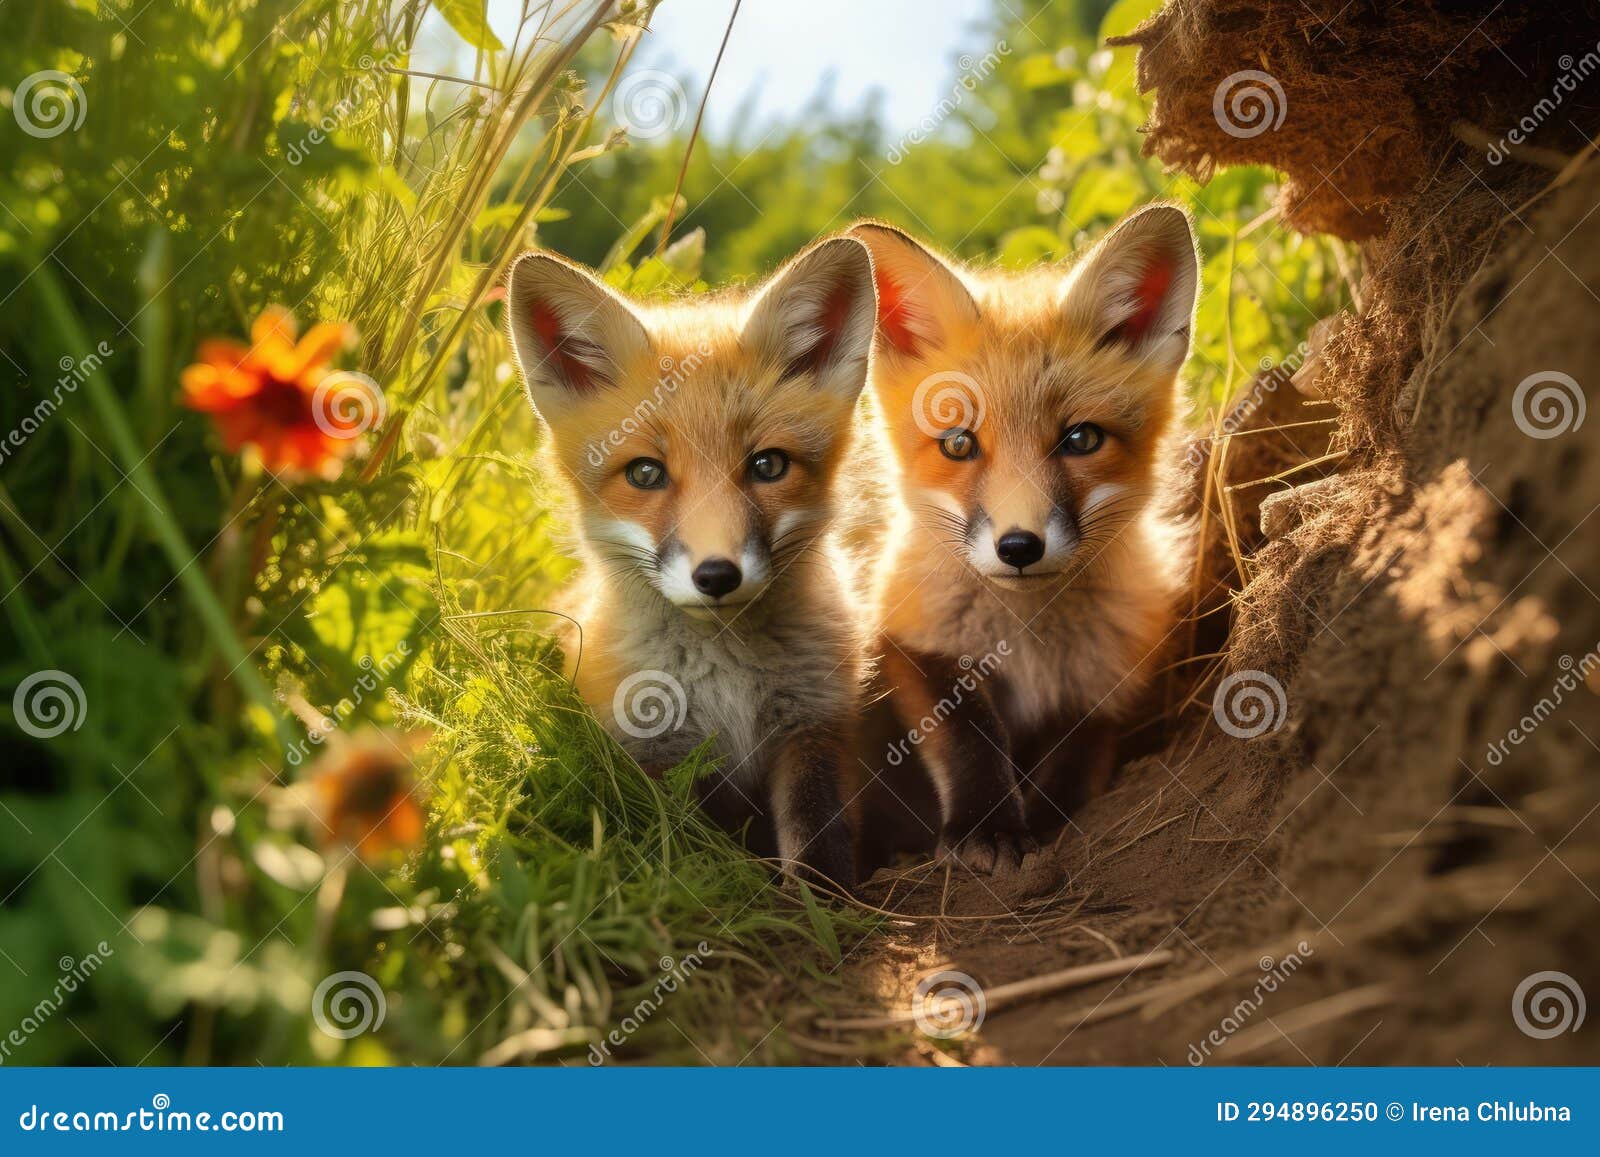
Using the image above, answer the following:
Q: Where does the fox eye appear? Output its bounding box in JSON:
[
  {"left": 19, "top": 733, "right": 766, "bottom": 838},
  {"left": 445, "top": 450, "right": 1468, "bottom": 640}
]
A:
[
  {"left": 1058, "top": 423, "right": 1105, "bottom": 455},
  {"left": 624, "top": 457, "right": 668, "bottom": 489},
  {"left": 749, "top": 448, "right": 790, "bottom": 482},
  {"left": 939, "top": 428, "right": 979, "bottom": 461}
]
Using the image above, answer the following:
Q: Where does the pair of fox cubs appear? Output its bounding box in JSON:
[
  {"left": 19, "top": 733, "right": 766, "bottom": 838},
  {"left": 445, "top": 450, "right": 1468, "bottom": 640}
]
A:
[{"left": 506, "top": 206, "right": 1198, "bottom": 891}]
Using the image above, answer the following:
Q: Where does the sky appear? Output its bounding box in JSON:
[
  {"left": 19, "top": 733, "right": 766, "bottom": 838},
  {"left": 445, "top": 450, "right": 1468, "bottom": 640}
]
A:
[{"left": 481, "top": 0, "right": 997, "bottom": 136}]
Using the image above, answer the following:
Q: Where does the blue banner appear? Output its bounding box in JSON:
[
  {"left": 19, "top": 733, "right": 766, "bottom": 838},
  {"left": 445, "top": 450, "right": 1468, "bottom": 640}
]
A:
[{"left": 2, "top": 1068, "right": 1595, "bottom": 1153}]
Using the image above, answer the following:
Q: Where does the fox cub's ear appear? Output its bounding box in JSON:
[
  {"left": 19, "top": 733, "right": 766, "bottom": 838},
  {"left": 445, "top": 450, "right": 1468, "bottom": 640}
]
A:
[
  {"left": 1061, "top": 205, "right": 1199, "bottom": 373},
  {"left": 506, "top": 252, "right": 650, "bottom": 415},
  {"left": 741, "top": 236, "right": 877, "bottom": 401},
  {"left": 847, "top": 222, "right": 977, "bottom": 360}
]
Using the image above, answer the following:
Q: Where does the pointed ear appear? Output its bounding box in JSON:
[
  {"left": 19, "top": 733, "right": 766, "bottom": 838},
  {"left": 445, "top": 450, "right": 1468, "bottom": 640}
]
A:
[
  {"left": 1061, "top": 205, "right": 1199, "bottom": 371},
  {"left": 847, "top": 222, "right": 977, "bottom": 360},
  {"left": 506, "top": 252, "right": 650, "bottom": 415},
  {"left": 740, "top": 236, "right": 877, "bottom": 401}
]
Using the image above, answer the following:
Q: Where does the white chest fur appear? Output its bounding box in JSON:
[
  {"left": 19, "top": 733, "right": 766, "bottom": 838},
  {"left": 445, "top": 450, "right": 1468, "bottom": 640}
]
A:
[{"left": 584, "top": 575, "right": 859, "bottom": 781}]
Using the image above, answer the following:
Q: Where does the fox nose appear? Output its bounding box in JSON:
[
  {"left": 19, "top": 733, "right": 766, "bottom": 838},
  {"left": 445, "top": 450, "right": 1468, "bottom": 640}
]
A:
[
  {"left": 691, "top": 557, "right": 743, "bottom": 598},
  {"left": 995, "top": 530, "right": 1045, "bottom": 570}
]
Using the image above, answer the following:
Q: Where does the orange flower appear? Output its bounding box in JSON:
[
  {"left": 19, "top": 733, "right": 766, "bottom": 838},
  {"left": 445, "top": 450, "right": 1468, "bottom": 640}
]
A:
[
  {"left": 181, "top": 306, "right": 371, "bottom": 477},
  {"left": 306, "top": 737, "right": 426, "bottom": 863}
]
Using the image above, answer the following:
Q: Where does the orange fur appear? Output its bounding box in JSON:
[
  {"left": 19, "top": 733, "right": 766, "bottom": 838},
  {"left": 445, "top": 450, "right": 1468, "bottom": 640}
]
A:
[
  {"left": 505, "top": 238, "right": 878, "bottom": 886},
  {"left": 849, "top": 207, "right": 1199, "bottom": 861}
]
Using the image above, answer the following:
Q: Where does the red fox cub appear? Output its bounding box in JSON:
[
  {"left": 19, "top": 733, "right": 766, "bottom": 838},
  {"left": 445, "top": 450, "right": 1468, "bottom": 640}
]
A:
[
  {"left": 850, "top": 206, "right": 1198, "bottom": 874},
  {"left": 505, "top": 237, "right": 877, "bottom": 888}
]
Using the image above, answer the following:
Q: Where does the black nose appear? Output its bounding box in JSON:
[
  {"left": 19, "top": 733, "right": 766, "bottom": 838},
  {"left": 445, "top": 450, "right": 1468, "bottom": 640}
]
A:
[
  {"left": 691, "top": 557, "right": 742, "bottom": 598},
  {"left": 995, "top": 530, "right": 1045, "bottom": 570}
]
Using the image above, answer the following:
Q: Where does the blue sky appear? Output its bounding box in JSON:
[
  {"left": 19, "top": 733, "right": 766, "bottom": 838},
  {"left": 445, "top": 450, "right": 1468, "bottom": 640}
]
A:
[{"left": 480, "top": 0, "right": 996, "bottom": 136}]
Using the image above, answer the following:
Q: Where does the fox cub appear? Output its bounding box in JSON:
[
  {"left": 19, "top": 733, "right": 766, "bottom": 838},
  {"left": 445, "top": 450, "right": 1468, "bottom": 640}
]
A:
[
  {"left": 506, "top": 237, "right": 878, "bottom": 888},
  {"left": 850, "top": 206, "right": 1198, "bottom": 873}
]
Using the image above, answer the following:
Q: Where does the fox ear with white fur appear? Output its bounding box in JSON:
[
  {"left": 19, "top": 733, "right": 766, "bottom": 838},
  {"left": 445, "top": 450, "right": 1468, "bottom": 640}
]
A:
[
  {"left": 506, "top": 252, "right": 651, "bottom": 417},
  {"left": 741, "top": 236, "right": 877, "bottom": 401},
  {"left": 847, "top": 222, "right": 978, "bottom": 361},
  {"left": 1062, "top": 205, "right": 1199, "bottom": 372}
]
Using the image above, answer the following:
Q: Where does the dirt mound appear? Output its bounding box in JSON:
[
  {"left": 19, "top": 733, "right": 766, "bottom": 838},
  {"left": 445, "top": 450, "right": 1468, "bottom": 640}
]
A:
[
  {"left": 814, "top": 2, "right": 1600, "bottom": 1065},
  {"left": 1110, "top": 0, "right": 1598, "bottom": 239}
]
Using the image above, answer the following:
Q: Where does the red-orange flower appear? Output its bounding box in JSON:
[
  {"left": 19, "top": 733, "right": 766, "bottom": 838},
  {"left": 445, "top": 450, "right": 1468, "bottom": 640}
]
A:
[
  {"left": 306, "top": 738, "right": 426, "bottom": 863},
  {"left": 181, "top": 306, "right": 373, "bottom": 477}
]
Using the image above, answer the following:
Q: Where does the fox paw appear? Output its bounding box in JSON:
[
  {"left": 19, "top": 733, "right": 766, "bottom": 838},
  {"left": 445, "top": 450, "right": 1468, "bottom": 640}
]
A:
[
  {"left": 778, "top": 825, "right": 857, "bottom": 895},
  {"left": 937, "top": 828, "right": 1037, "bottom": 876}
]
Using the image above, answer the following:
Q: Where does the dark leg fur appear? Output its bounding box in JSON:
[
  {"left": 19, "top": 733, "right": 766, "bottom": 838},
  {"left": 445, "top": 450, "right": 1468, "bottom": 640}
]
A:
[
  {"left": 770, "top": 723, "right": 857, "bottom": 892},
  {"left": 1012, "top": 713, "right": 1119, "bottom": 838},
  {"left": 879, "top": 644, "right": 1033, "bottom": 875}
]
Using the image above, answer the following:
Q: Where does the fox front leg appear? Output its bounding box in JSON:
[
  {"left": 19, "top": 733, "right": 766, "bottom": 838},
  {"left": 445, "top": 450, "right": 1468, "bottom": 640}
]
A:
[
  {"left": 769, "top": 723, "right": 857, "bottom": 892},
  {"left": 881, "top": 645, "right": 1033, "bottom": 874}
]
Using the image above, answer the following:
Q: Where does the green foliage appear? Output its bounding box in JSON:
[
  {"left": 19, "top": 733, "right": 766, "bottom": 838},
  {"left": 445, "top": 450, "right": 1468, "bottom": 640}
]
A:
[
  {"left": 1, "top": 0, "right": 859, "bottom": 1067},
  {"left": 542, "top": 0, "right": 1347, "bottom": 411}
]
